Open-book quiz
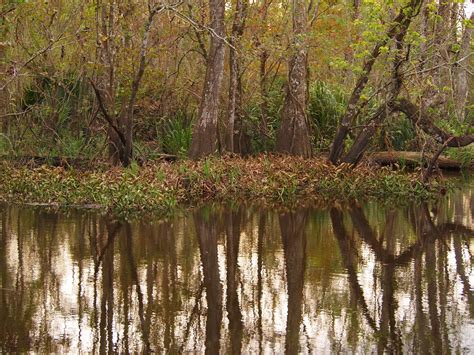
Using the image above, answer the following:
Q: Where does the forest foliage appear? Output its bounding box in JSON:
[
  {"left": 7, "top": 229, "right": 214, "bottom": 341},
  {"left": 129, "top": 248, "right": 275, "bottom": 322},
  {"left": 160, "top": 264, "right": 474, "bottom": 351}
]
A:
[{"left": 0, "top": 0, "right": 473, "bottom": 166}]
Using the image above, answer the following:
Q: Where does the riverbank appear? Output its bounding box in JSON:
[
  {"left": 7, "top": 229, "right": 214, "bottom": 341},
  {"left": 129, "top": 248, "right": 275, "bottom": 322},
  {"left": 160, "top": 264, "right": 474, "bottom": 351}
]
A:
[{"left": 0, "top": 155, "right": 444, "bottom": 217}]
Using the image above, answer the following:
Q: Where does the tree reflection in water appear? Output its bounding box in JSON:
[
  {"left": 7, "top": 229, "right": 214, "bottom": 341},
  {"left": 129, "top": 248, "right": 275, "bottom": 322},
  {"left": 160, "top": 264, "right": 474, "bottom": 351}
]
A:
[
  {"left": 0, "top": 186, "right": 473, "bottom": 353},
  {"left": 280, "top": 209, "right": 307, "bottom": 354}
]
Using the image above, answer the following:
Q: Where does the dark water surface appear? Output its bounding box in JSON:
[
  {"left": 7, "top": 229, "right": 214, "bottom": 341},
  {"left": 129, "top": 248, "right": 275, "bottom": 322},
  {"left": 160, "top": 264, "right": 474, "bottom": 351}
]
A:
[{"left": 1, "top": 178, "right": 473, "bottom": 353}]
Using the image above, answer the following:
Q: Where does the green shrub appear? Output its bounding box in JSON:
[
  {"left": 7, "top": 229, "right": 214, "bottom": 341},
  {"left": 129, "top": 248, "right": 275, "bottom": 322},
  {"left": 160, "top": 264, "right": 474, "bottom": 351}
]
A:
[
  {"left": 308, "top": 81, "right": 346, "bottom": 151},
  {"left": 0, "top": 133, "right": 13, "bottom": 155},
  {"left": 162, "top": 113, "right": 192, "bottom": 157},
  {"left": 382, "top": 114, "right": 417, "bottom": 151},
  {"left": 246, "top": 76, "right": 286, "bottom": 153},
  {"left": 446, "top": 146, "right": 474, "bottom": 168}
]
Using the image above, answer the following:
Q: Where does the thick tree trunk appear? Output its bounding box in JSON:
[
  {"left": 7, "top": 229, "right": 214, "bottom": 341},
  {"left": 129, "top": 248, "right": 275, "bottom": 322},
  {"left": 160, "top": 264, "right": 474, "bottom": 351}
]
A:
[
  {"left": 275, "top": 0, "right": 312, "bottom": 158},
  {"left": 341, "top": 104, "right": 396, "bottom": 165},
  {"left": 227, "top": 0, "right": 248, "bottom": 153},
  {"left": 189, "top": 0, "right": 226, "bottom": 159},
  {"left": 328, "top": 0, "right": 423, "bottom": 164},
  {"left": 100, "top": 1, "right": 120, "bottom": 165},
  {"left": 454, "top": 12, "right": 474, "bottom": 122}
]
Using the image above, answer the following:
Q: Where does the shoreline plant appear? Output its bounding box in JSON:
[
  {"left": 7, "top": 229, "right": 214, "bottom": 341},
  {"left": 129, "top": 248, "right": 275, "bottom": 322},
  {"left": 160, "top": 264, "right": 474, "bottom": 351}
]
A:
[{"left": 0, "top": 155, "right": 446, "bottom": 219}]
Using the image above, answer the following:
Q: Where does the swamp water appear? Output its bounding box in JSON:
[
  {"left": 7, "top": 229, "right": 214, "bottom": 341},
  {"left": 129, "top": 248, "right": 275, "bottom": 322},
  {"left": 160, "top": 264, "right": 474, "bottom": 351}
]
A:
[{"left": 0, "top": 178, "right": 473, "bottom": 353}]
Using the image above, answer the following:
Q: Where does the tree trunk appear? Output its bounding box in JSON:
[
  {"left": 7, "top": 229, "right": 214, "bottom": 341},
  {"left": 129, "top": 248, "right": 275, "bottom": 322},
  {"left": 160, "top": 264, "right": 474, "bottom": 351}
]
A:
[
  {"left": 259, "top": 49, "right": 269, "bottom": 150},
  {"left": 121, "top": 6, "right": 157, "bottom": 166},
  {"left": 227, "top": 0, "right": 248, "bottom": 153},
  {"left": 107, "top": 126, "right": 125, "bottom": 165},
  {"left": 454, "top": 12, "right": 474, "bottom": 122},
  {"left": 275, "top": 0, "right": 312, "bottom": 158},
  {"left": 97, "top": 1, "right": 119, "bottom": 165},
  {"left": 328, "top": 0, "right": 424, "bottom": 164},
  {"left": 0, "top": 34, "right": 8, "bottom": 139},
  {"left": 93, "top": 1, "right": 157, "bottom": 166},
  {"left": 341, "top": 6, "right": 414, "bottom": 165},
  {"left": 257, "top": 0, "right": 271, "bottom": 150},
  {"left": 189, "top": 0, "right": 226, "bottom": 159},
  {"left": 1, "top": 8, "right": 11, "bottom": 145}
]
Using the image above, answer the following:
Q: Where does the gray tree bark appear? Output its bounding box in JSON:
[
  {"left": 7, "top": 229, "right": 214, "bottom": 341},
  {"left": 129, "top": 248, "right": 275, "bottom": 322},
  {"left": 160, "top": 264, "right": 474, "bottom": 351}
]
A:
[
  {"left": 189, "top": 0, "right": 226, "bottom": 159},
  {"left": 275, "top": 0, "right": 312, "bottom": 158},
  {"left": 227, "top": 0, "right": 248, "bottom": 153}
]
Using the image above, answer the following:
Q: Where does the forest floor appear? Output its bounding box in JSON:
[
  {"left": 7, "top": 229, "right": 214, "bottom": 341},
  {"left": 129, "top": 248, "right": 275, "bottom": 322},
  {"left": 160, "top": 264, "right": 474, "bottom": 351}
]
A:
[{"left": 0, "top": 155, "right": 446, "bottom": 218}]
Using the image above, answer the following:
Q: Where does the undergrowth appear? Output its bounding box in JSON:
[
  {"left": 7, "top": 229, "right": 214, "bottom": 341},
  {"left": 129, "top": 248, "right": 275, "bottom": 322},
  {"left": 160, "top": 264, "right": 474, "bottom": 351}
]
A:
[{"left": 0, "top": 155, "right": 441, "bottom": 218}]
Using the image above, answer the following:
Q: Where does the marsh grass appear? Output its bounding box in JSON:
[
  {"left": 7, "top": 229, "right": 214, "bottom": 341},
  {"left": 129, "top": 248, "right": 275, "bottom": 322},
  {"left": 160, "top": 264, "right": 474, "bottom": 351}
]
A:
[{"left": 0, "top": 155, "right": 441, "bottom": 218}]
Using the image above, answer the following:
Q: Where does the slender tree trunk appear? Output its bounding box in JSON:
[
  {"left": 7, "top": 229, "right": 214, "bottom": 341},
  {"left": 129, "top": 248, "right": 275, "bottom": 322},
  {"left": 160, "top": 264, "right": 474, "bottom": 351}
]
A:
[
  {"left": 227, "top": 0, "right": 248, "bottom": 153},
  {"left": 96, "top": 0, "right": 123, "bottom": 165},
  {"left": 93, "top": 1, "right": 157, "bottom": 166},
  {"left": 257, "top": 0, "right": 271, "bottom": 150},
  {"left": 341, "top": 10, "right": 414, "bottom": 165},
  {"left": 328, "top": 0, "right": 423, "bottom": 164},
  {"left": 189, "top": 0, "right": 226, "bottom": 159},
  {"left": 259, "top": 49, "right": 269, "bottom": 149},
  {"left": 454, "top": 12, "right": 474, "bottom": 122},
  {"left": 276, "top": 0, "right": 312, "bottom": 157},
  {"left": 0, "top": 40, "right": 8, "bottom": 139},
  {"left": 0, "top": 9, "right": 8, "bottom": 140},
  {"left": 121, "top": 6, "right": 157, "bottom": 166}
]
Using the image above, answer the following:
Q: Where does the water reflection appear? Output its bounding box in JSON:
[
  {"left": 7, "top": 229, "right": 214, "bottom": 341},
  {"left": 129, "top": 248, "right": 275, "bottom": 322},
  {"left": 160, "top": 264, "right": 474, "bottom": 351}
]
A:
[{"left": 0, "top": 185, "right": 473, "bottom": 353}]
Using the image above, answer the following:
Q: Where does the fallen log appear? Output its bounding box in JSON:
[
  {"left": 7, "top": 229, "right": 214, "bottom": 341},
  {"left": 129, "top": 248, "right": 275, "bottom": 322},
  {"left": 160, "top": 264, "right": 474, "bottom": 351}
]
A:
[{"left": 370, "top": 151, "right": 469, "bottom": 170}]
